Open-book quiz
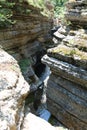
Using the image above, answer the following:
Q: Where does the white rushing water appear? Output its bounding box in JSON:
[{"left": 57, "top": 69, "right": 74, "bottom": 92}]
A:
[
  {"left": 40, "top": 65, "right": 51, "bottom": 82},
  {"left": 36, "top": 65, "right": 51, "bottom": 121}
]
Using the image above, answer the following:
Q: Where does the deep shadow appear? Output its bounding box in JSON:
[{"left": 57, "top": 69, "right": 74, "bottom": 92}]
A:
[
  {"left": 34, "top": 63, "right": 46, "bottom": 78},
  {"left": 33, "top": 51, "right": 46, "bottom": 78}
]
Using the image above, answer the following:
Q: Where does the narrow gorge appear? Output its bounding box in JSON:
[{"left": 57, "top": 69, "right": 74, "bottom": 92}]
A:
[
  {"left": 0, "top": 0, "right": 87, "bottom": 130},
  {"left": 42, "top": 0, "right": 87, "bottom": 129}
]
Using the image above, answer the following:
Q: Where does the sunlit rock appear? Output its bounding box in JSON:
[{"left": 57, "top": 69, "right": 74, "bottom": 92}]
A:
[
  {"left": 42, "top": 0, "right": 87, "bottom": 129},
  {"left": 0, "top": 49, "right": 30, "bottom": 130}
]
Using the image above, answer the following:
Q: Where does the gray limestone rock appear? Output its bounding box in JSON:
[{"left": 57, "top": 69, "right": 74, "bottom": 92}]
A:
[
  {"left": 42, "top": 54, "right": 87, "bottom": 129},
  {"left": 21, "top": 112, "right": 68, "bottom": 130},
  {"left": 65, "top": 0, "right": 87, "bottom": 25},
  {"left": 0, "top": 49, "right": 30, "bottom": 130},
  {"left": 42, "top": 55, "right": 87, "bottom": 88}
]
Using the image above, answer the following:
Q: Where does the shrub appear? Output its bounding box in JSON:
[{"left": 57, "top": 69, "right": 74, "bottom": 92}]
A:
[{"left": 19, "top": 58, "right": 31, "bottom": 73}]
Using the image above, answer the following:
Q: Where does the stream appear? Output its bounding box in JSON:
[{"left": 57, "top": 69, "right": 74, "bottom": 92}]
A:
[{"left": 34, "top": 64, "right": 51, "bottom": 121}]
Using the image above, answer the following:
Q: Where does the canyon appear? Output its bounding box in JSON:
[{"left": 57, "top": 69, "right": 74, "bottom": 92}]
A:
[
  {"left": 42, "top": 0, "right": 87, "bottom": 130},
  {"left": 0, "top": 0, "right": 87, "bottom": 130}
]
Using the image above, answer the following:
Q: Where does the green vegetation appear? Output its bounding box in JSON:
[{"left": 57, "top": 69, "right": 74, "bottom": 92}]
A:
[
  {"left": 27, "top": 0, "right": 45, "bottom": 8},
  {"left": 50, "top": 0, "right": 68, "bottom": 18},
  {"left": 0, "top": 0, "right": 32, "bottom": 28},
  {"left": 0, "top": 0, "right": 68, "bottom": 28},
  {"left": 0, "top": 1, "right": 15, "bottom": 28},
  {"left": 27, "top": 0, "right": 54, "bottom": 17},
  {"left": 50, "top": 45, "right": 87, "bottom": 60},
  {"left": 19, "top": 58, "right": 31, "bottom": 74},
  {"left": 25, "top": 92, "right": 35, "bottom": 105},
  {"left": 28, "top": 0, "right": 68, "bottom": 18},
  {"left": 49, "top": 115, "right": 57, "bottom": 125}
]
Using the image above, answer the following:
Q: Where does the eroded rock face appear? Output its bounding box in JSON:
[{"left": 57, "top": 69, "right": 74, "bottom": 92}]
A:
[
  {"left": 0, "top": 3, "right": 52, "bottom": 92},
  {"left": 0, "top": 49, "right": 67, "bottom": 130},
  {"left": 0, "top": 5, "right": 52, "bottom": 60},
  {"left": 42, "top": 49, "right": 87, "bottom": 130},
  {"left": 42, "top": 0, "right": 87, "bottom": 130},
  {"left": 65, "top": 0, "right": 87, "bottom": 26},
  {"left": 0, "top": 49, "right": 29, "bottom": 130}
]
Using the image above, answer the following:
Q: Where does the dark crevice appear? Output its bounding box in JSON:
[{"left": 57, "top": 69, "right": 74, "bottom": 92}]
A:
[
  {"left": 34, "top": 63, "right": 46, "bottom": 78},
  {"left": 33, "top": 50, "right": 46, "bottom": 78}
]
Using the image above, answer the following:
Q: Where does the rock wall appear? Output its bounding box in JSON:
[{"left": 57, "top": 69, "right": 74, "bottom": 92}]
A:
[
  {"left": 65, "top": 0, "right": 87, "bottom": 26},
  {"left": 0, "top": 3, "right": 59, "bottom": 130},
  {"left": 42, "top": 0, "right": 87, "bottom": 130},
  {"left": 0, "top": 3, "right": 52, "bottom": 91},
  {"left": 0, "top": 49, "right": 29, "bottom": 130},
  {"left": 0, "top": 4, "right": 52, "bottom": 60},
  {"left": 0, "top": 49, "right": 67, "bottom": 130},
  {"left": 21, "top": 112, "right": 67, "bottom": 130}
]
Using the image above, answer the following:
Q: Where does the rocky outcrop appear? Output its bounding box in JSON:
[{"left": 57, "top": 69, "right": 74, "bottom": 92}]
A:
[
  {"left": 21, "top": 109, "right": 68, "bottom": 130},
  {"left": 0, "top": 49, "right": 29, "bottom": 130},
  {"left": 0, "top": 2, "right": 69, "bottom": 130},
  {"left": 0, "top": 48, "right": 68, "bottom": 130},
  {"left": 22, "top": 112, "right": 55, "bottom": 130},
  {"left": 0, "top": 2, "right": 52, "bottom": 91},
  {"left": 65, "top": 0, "right": 87, "bottom": 26},
  {"left": 42, "top": 45, "right": 87, "bottom": 130},
  {"left": 42, "top": 0, "right": 87, "bottom": 130},
  {"left": 0, "top": 4, "right": 52, "bottom": 60}
]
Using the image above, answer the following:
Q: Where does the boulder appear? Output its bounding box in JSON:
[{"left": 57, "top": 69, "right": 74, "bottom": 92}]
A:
[
  {"left": 21, "top": 112, "right": 68, "bottom": 130},
  {"left": 0, "top": 49, "right": 29, "bottom": 130}
]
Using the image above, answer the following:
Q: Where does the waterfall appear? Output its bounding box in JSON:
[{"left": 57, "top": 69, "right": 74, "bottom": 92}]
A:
[{"left": 34, "top": 65, "right": 51, "bottom": 121}]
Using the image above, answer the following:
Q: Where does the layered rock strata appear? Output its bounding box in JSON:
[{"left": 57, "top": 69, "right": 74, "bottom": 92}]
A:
[
  {"left": 0, "top": 49, "right": 67, "bottom": 130},
  {"left": 65, "top": 0, "right": 87, "bottom": 26},
  {"left": 0, "top": 2, "right": 52, "bottom": 91},
  {"left": 42, "top": 0, "right": 87, "bottom": 129},
  {"left": 0, "top": 2, "right": 69, "bottom": 130},
  {"left": 42, "top": 41, "right": 87, "bottom": 130},
  {"left": 0, "top": 4, "right": 52, "bottom": 60}
]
